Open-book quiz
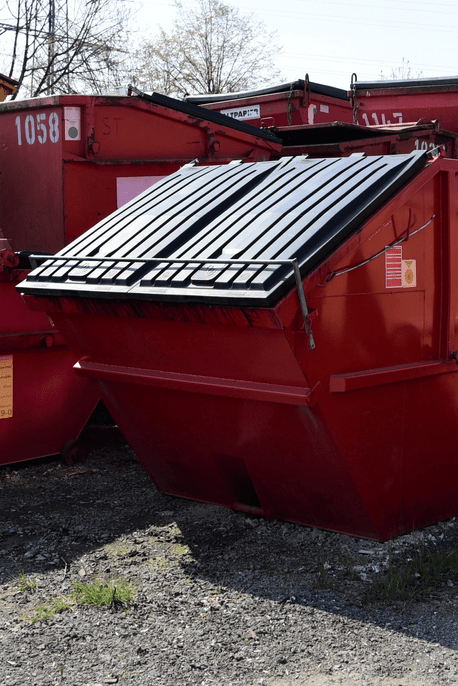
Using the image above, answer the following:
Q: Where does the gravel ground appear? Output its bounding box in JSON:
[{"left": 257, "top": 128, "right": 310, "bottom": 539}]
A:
[{"left": 2, "top": 438, "right": 458, "bottom": 686}]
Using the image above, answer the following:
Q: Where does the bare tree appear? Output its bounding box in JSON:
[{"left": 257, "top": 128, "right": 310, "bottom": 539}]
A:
[
  {"left": 379, "top": 58, "right": 423, "bottom": 81},
  {"left": 130, "top": 0, "right": 282, "bottom": 97},
  {"left": 0, "top": 0, "right": 133, "bottom": 98}
]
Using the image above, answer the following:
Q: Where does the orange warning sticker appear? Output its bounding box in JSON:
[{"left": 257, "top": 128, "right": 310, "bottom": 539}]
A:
[
  {"left": 401, "top": 259, "right": 417, "bottom": 288},
  {"left": 0, "top": 354, "right": 13, "bottom": 419}
]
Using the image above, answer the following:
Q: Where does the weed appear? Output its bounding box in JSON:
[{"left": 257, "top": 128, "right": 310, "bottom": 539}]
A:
[
  {"left": 18, "top": 570, "right": 37, "bottom": 592},
  {"left": 73, "top": 578, "right": 134, "bottom": 607},
  {"left": 367, "top": 545, "right": 458, "bottom": 604},
  {"left": 26, "top": 578, "right": 134, "bottom": 623},
  {"left": 184, "top": 573, "right": 194, "bottom": 585},
  {"left": 313, "top": 563, "right": 330, "bottom": 589},
  {"left": 105, "top": 542, "right": 132, "bottom": 557},
  {"left": 211, "top": 583, "right": 224, "bottom": 595},
  {"left": 28, "top": 597, "right": 73, "bottom": 623},
  {"left": 171, "top": 544, "right": 189, "bottom": 556}
]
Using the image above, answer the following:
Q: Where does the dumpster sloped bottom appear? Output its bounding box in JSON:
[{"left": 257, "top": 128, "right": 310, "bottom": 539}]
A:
[
  {"left": 96, "top": 380, "right": 372, "bottom": 535},
  {"left": 20, "top": 151, "right": 458, "bottom": 540}
]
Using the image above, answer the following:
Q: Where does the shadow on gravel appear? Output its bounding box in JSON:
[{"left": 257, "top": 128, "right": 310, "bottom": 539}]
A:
[{"left": 2, "top": 443, "right": 458, "bottom": 654}]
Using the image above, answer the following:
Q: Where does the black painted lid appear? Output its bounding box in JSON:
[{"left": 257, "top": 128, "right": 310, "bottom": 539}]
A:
[
  {"left": 354, "top": 76, "right": 458, "bottom": 91},
  {"left": 21, "top": 152, "right": 428, "bottom": 307},
  {"left": 186, "top": 80, "right": 349, "bottom": 103},
  {"left": 129, "top": 87, "right": 281, "bottom": 143}
]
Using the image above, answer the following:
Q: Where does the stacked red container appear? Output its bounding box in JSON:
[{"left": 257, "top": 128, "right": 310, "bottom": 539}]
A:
[
  {"left": 351, "top": 75, "right": 458, "bottom": 134},
  {"left": 187, "top": 77, "right": 352, "bottom": 128}
]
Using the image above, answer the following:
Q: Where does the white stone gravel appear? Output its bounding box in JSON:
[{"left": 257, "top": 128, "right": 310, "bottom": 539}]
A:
[{"left": 1, "top": 442, "right": 458, "bottom": 685}]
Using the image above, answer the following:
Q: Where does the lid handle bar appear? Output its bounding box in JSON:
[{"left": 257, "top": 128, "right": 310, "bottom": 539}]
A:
[{"left": 28, "top": 254, "right": 316, "bottom": 349}]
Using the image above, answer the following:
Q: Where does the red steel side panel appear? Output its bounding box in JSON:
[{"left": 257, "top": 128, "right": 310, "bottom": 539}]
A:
[
  {"left": 63, "top": 162, "right": 180, "bottom": 246},
  {"left": 195, "top": 90, "right": 352, "bottom": 128},
  {"left": 90, "top": 101, "right": 278, "bottom": 161},
  {"left": 293, "top": 161, "right": 456, "bottom": 539},
  {"left": 0, "top": 274, "right": 99, "bottom": 466},
  {"left": 284, "top": 129, "right": 457, "bottom": 159},
  {"left": 0, "top": 103, "right": 65, "bottom": 253},
  {"left": 354, "top": 85, "right": 458, "bottom": 135}
]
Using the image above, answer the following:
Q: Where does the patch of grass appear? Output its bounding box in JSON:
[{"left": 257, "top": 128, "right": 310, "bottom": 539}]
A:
[
  {"left": 18, "top": 570, "right": 37, "bottom": 592},
  {"left": 73, "top": 578, "right": 134, "bottom": 607},
  {"left": 105, "top": 542, "right": 132, "bottom": 557},
  {"left": 26, "top": 578, "right": 134, "bottom": 623},
  {"left": 171, "top": 543, "right": 189, "bottom": 556},
  {"left": 28, "top": 597, "right": 73, "bottom": 623},
  {"left": 367, "top": 545, "right": 458, "bottom": 604},
  {"left": 313, "top": 563, "right": 330, "bottom": 589}
]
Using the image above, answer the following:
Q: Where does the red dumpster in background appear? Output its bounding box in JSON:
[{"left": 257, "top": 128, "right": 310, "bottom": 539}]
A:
[
  {"left": 0, "top": 91, "right": 281, "bottom": 466},
  {"left": 20, "top": 149, "right": 458, "bottom": 541},
  {"left": 351, "top": 75, "right": 458, "bottom": 133},
  {"left": 0, "top": 89, "right": 281, "bottom": 253},
  {"left": 0, "top": 238, "right": 98, "bottom": 466},
  {"left": 276, "top": 120, "right": 458, "bottom": 158},
  {"left": 187, "top": 76, "right": 352, "bottom": 129}
]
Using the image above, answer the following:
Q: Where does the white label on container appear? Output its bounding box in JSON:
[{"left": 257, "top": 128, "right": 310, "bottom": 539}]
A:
[
  {"left": 320, "top": 104, "right": 329, "bottom": 113},
  {"left": 221, "top": 105, "right": 260, "bottom": 120},
  {"left": 0, "top": 355, "right": 13, "bottom": 419},
  {"left": 385, "top": 246, "right": 402, "bottom": 288},
  {"left": 64, "top": 107, "right": 81, "bottom": 140},
  {"left": 116, "top": 176, "right": 166, "bottom": 208}
]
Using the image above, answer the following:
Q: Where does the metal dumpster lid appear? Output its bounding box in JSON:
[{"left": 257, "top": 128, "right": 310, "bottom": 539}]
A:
[
  {"left": 186, "top": 79, "right": 349, "bottom": 103},
  {"left": 128, "top": 86, "right": 282, "bottom": 143},
  {"left": 353, "top": 75, "right": 458, "bottom": 91},
  {"left": 21, "top": 151, "right": 429, "bottom": 307}
]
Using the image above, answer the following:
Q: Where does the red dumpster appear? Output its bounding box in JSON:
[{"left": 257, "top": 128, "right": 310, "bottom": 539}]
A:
[
  {"left": 351, "top": 75, "right": 458, "bottom": 134},
  {"left": 0, "top": 239, "right": 99, "bottom": 466},
  {"left": 0, "top": 90, "right": 280, "bottom": 465},
  {"left": 187, "top": 77, "right": 352, "bottom": 128},
  {"left": 277, "top": 120, "right": 458, "bottom": 158},
  {"left": 0, "top": 90, "right": 281, "bottom": 253},
  {"left": 19, "top": 150, "right": 458, "bottom": 541}
]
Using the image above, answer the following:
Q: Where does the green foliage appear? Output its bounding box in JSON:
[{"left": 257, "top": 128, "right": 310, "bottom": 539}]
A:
[
  {"left": 313, "top": 563, "right": 330, "bottom": 589},
  {"left": 367, "top": 546, "right": 458, "bottom": 603},
  {"left": 18, "top": 570, "right": 37, "bottom": 592},
  {"left": 26, "top": 577, "right": 134, "bottom": 622},
  {"left": 171, "top": 543, "right": 189, "bottom": 556},
  {"left": 73, "top": 578, "right": 134, "bottom": 607},
  {"left": 28, "top": 598, "right": 73, "bottom": 623}
]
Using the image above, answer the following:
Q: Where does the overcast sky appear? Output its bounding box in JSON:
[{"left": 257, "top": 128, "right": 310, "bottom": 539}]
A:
[{"left": 134, "top": 0, "right": 458, "bottom": 91}]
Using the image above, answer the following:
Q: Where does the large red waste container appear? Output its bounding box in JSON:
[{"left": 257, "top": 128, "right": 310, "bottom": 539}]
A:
[
  {"left": 20, "top": 150, "right": 458, "bottom": 541},
  {"left": 0, "top": 90, "right": 280, "bottom": 465},
  {"left": 0, "top": 239, "right": 98, "bottom": 466},
  {"left": 277, "top": 120, "right": 458, "bottom": 158},
  {"left": 351, "top": 76, "right": 458, "bottom": 134},
  {"left": 187, "top": 77, "right": 352, "bottom": 128},
  {"left": 0, "top": 90, "right": 281, "bottom": 253}
]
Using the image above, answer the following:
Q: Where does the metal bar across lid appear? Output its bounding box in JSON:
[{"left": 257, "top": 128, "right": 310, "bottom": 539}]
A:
[{"left": 29, "top": 254, "right": 315, "bottom": 350}]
